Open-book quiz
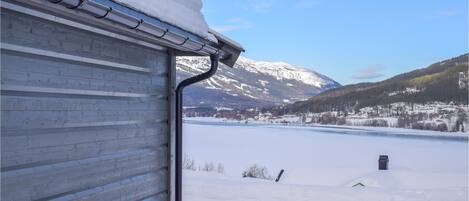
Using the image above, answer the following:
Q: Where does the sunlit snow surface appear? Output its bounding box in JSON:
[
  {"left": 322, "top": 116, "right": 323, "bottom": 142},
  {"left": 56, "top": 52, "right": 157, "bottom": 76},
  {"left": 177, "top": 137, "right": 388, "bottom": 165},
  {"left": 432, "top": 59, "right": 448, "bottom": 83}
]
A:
[
  {"left": 113, "top": 0, "right": 215, "bottom": 41},
  {"left": 183, "top": 118, "right": 468, "bottom": 201}
]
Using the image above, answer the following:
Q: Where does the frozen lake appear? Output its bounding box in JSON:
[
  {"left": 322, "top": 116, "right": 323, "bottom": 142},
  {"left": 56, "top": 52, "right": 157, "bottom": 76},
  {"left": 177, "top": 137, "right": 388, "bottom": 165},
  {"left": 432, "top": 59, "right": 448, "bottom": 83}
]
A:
[{"left": 183, "top": 118, "right": 468, "bottom": 201}]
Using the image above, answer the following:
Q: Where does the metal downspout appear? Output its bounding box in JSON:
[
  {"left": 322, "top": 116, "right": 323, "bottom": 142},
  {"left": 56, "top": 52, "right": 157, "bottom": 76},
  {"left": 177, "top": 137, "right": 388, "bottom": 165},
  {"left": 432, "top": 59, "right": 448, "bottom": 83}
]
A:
[{"left": 175, "top": 54, "right": 219, "bottom": 201}]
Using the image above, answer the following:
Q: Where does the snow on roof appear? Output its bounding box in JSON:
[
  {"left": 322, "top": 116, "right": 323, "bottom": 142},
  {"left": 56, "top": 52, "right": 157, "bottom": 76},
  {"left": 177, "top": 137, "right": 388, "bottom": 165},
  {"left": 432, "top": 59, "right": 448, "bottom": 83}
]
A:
[{"left": 113, "top": 0, "right": 216, "bottom": 42}]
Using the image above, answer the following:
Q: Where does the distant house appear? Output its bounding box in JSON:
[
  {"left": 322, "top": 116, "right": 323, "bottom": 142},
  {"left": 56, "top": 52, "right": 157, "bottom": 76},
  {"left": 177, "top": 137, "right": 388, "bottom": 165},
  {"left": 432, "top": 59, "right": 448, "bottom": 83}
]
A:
[{"left": 0, "top": 0, "right": 243, "bottom": 201}]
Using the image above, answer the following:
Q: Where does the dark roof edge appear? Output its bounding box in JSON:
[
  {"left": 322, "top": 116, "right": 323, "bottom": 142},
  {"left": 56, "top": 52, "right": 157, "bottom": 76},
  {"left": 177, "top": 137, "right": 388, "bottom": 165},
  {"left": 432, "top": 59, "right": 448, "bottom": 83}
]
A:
[
  {"left": 209, "top": 29, "right": 245, "bottom": 52},
  {"left": 44, "top": 0, "right": 244, "bottom": 66},
  {"left": 209, "top": 29, "right": 245, "bottom": 67},
  {"left": 48, "top": 0, "right": 219, "bottom": 55}
]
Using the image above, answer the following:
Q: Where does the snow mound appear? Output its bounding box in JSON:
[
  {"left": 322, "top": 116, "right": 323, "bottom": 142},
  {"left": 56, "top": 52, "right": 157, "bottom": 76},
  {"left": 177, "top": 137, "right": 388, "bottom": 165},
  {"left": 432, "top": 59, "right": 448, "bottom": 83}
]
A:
[
  {"left": 113, "top": 0, "right": 216, "bottom": 41},
  {"left": 185, "top": 170, "right": 468, "bottom": 201},
  {"left": 343, "top": 170, "right": 467, "bottom": 189}
]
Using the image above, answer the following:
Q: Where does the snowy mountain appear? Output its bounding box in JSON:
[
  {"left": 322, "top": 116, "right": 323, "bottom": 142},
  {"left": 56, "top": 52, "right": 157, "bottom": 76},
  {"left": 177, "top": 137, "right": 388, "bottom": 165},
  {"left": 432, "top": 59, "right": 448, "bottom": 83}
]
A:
[{"left": 177, "top": 56, "right": 341, "bottom": 108}]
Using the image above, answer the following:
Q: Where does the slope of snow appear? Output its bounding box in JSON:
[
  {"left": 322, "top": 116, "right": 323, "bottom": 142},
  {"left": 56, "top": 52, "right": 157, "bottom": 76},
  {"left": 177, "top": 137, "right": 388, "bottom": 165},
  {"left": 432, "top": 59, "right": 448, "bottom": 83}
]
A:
[
  {"left": 185, "top": 171, "right": 467, "bottom": 201},
  {"left": 113, "top": 0, "right": 215, "bottom": 41},
  {"left": 178, "top": 56, "right": 339, "bottom": 89},
  {"left": 183, "top": 120, "right": 468, "bottom": 201},
  {"left": 237, "top": 57, "right": 336, "bottom": 88}
]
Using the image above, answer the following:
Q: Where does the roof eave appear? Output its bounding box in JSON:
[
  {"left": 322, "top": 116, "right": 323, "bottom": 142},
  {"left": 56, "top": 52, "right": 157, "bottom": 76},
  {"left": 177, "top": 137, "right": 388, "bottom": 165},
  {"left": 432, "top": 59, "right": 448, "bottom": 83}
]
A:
[
  {"left": 38, "top": 0, "right": 244, "bottom": 66},
  {"left": 47, "top": 0, "right": 220, "bottom": 55}
]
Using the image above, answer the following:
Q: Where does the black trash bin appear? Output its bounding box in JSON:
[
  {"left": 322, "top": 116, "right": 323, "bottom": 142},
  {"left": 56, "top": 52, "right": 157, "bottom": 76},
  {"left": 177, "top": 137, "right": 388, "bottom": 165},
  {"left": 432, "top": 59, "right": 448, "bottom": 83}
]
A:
[{"left": 378, "top": 155, "right": 389, "bottom": 170}]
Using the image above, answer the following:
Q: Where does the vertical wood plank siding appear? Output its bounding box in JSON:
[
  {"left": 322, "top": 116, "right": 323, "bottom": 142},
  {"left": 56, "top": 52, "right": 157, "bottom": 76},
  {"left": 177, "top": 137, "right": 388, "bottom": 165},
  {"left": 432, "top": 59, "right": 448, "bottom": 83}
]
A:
[{"left": 1, "top": 7, "right": 171, "bottom": 201}]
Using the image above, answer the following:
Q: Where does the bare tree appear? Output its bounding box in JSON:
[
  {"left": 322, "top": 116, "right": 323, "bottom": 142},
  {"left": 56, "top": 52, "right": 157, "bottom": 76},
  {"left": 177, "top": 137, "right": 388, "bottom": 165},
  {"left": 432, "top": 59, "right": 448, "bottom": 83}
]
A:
[
  {"left": 183, "top": 154, "right": 196, "bottom": 171},
  {"left": 216, "top": 163, "right": 225, "bottom": 174},
  {"left": 202, "top": 162, "right": 215, "bottom": 172}
]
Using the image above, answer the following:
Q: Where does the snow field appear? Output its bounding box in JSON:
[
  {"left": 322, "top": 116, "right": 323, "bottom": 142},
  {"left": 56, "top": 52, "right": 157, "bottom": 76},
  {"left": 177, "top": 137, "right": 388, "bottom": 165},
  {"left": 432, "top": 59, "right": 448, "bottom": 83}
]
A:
[{"left": 183, "top": 121, "right": 468, "bottom": 201}]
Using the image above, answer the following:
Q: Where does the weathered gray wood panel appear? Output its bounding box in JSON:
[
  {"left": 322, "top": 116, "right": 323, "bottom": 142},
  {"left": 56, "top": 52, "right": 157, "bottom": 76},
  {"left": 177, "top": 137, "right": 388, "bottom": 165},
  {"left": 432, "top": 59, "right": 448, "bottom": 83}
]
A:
[{"left": 1, "top": 6, "right": 170, "bottom": 201}]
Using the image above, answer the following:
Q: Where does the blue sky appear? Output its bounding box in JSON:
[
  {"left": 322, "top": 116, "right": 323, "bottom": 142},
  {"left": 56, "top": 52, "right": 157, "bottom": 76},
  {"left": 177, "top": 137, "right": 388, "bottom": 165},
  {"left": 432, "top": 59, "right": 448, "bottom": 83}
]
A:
[{"left": 201, "top": 0, "right": 468, "bottom": 85}]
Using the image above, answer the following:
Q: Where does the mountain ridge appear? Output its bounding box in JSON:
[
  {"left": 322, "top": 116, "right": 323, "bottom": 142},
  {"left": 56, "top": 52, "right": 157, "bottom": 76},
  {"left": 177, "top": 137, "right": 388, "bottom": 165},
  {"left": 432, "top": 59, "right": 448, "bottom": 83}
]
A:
[
  {"left": 176, "top": 56, "right": 341, "bottom": 109},
  {"left": 274, "top": 53, "right": 468, "bottom": 114}
]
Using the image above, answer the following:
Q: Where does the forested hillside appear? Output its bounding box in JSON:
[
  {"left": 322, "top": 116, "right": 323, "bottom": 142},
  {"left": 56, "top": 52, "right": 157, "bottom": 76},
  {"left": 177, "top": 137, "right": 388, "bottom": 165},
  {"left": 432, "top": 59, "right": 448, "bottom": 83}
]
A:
[{"left": 280, "top": 54, "right": 468, "bottom": 114}]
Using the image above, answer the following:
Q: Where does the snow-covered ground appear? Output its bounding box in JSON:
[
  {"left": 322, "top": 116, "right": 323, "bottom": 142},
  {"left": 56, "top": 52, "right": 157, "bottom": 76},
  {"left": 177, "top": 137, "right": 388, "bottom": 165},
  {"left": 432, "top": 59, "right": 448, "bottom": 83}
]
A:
[{"left": 183, "top": 118, "right": 468, "bottom": 201}]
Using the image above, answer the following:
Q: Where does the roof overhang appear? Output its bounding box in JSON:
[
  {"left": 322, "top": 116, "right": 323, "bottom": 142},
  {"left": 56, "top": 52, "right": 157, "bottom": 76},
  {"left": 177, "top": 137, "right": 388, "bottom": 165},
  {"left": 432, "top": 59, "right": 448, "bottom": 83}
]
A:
[
  {"left": 37, "top": 0, "right": 243, "bottom": 67},
  {"left": 210, "top": 29, "right": 245, "bottom": 67},
  {"left": 44, "top": 0, "right": 218, "bottom": 53}
]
